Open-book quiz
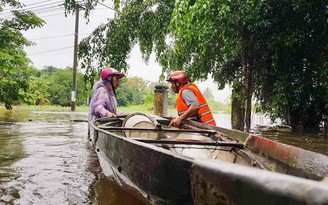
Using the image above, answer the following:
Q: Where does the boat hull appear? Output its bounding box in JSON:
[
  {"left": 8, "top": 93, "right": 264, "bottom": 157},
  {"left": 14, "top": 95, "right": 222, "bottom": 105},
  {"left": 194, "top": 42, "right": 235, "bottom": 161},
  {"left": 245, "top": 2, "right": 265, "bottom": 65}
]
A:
[
  {"left": 90, "top": 124, "right": 194, "bottom": 204},
  {"left": 89, "top": 115, "right": 328, "bottom": 204},
  {"left": 188, "top": 120, "right": 328, "bottom": 180}
]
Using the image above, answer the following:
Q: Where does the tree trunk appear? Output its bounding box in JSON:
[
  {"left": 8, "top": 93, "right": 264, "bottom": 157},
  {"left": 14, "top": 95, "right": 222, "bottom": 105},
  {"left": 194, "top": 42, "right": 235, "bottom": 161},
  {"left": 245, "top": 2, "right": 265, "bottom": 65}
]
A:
[
  {"left": 241, "top": 29, "right": 252, "bottom": 132},
  {"left": 243, "top": 57, "right": 252, "bottom": 132},
  {"left": 324, "top": 120, "right": 328, "bottom": 137},
  {"left": 231, "top": 84, "right": 245, "bottom": 131},
  {"left": 290, "top": 109, "right": 304, "bottom": 132}
]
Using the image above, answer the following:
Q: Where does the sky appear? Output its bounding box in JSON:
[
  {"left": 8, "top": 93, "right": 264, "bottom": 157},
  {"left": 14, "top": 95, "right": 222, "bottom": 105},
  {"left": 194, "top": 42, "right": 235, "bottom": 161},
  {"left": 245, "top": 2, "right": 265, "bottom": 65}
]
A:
[{"left": 20, "top": 0, "right": 231, "bottom": 103}]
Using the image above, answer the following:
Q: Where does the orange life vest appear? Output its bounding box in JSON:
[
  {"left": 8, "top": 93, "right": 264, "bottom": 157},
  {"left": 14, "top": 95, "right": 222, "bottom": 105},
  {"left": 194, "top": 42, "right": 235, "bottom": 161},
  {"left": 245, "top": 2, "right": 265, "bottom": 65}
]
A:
[{"left": 176, "top": 83, "right": 216, "bottom": 126}]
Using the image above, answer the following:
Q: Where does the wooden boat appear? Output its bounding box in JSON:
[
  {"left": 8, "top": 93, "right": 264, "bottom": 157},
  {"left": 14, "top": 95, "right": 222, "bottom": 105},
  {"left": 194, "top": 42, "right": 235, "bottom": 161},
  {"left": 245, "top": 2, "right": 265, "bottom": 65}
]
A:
[{"left": 88, "top": 112, "right": 328, "bottom": 205}]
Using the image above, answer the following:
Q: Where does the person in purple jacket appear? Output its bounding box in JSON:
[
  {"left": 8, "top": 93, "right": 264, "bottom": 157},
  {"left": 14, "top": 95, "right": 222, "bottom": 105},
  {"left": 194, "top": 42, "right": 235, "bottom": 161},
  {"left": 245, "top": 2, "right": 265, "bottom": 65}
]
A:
[{"left": 89, "top": 67, "right": 125, "bottom": 121}]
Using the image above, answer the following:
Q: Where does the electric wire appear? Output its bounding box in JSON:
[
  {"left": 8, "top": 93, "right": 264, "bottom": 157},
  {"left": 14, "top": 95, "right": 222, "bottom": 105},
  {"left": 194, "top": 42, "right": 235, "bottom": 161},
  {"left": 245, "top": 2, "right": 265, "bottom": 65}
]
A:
[
  {"left": 2, "top": 0, "right": 115, "bottom": 58},
  {"left": 28, "top": 46, "right": 74, "bottom": 56},
  {"left": 29, "top": 34, "right": 74, "bottom": 41},
  {"left": 38, "top": 12, "right": 65, "bottom": 18},
  {"left": 97, "top": 2, "right": 117, "bottom": 13},
  {"left": 29, "top": 33, "right": 90, "bottom": 41},
  {"left": 1, "top": 1, "right": 65, "bottom": 18},
  {"left": 1, "top": 1, "right": 62, "bottom": 14},
  {"left": 1, "top": 0, "right": 50, "bottom": 12}
]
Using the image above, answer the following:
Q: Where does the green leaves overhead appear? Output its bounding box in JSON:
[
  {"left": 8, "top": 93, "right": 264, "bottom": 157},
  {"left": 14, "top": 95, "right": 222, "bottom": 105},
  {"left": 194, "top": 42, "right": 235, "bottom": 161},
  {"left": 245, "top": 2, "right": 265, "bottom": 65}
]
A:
[
  {"left": 64, "top": 0, "right": 327, "bottom": 130},
  {"left": 66, "top": 0, "right": 175, "bottom": 85}
]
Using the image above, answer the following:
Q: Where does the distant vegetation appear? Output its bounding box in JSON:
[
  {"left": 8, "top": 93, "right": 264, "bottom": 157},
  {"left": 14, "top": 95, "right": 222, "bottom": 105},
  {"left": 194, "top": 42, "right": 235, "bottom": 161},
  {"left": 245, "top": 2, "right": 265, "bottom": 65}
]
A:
[{"left": 0, "top": 66, "right": 230, "bottom": 114}]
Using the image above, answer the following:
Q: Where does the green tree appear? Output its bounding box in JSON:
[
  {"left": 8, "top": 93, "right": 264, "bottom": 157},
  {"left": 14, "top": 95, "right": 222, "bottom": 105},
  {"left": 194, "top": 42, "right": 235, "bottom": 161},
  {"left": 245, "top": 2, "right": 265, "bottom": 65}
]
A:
[
  {"left": 0, "top": 0, "right": 44, "bottom": 109},
  {"left": 117, "top": 77, "right": 148, "bottom": 106},
  {"left": 22, "top": 67, "right": 49, "bottom": 105},
  {"left": 39, "top": 67, "right": 89, "bottom": 106},
  {"left": 40, "top": 65, "right": 60, "bottom": 76},
  {"left": 251, "top": 1, "right": 328, "bottom": 130},
  {"left": 170, "top": 0, "right": 328, "bottom": 131},
  {"left": 64, "top": 0, "right": 174, "bottom": 83},
  {"left": 64, "top": 0, "right": 327, "bottom": 131}
]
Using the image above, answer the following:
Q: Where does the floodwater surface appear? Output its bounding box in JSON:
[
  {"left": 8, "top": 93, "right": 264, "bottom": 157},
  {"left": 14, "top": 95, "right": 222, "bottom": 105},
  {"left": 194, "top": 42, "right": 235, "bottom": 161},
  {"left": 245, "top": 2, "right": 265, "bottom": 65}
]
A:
[
  {"left": 0, "top": 110, "right": 144, "bottom": 205},
  {"left": 0, "top": 110, "right": 327, "bottom": 205},
  {"left": 214, "top": 113, "right": 328, "bottom": 155}
]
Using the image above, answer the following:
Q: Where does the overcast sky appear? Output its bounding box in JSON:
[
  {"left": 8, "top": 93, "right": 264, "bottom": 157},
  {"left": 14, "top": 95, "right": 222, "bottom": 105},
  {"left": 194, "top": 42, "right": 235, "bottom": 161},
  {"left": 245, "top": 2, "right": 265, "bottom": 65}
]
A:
[{"left": 20, "top": 0, "right": 231, "bottom": 103}]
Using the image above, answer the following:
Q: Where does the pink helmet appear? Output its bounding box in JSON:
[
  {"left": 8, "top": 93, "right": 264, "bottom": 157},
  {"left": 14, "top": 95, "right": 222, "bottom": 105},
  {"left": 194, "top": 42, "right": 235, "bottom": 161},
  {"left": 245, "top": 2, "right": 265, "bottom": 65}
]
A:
[
  {"left": 101, "top": 67, "right": 125, "bottom": 80},
  {"left": 166, "top": 71, "right": 189, "bottom": 84}
]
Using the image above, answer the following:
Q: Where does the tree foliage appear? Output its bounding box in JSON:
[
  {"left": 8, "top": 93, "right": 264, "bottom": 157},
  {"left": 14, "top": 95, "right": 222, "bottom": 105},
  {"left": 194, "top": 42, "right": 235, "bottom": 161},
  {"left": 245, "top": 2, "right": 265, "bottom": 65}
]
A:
[
  {"left": 39, "top": 67, "right": 90, "bottom": 106},
  {"left": 0, "top": 0, "right": 44, "bottom": 109},
  {"left": 254, "top": 1, "right": 328, "bottom": 130},
  {"left": 116, "top": 76, "right": 149, "bottom": 106},
  {"left": 64, "top": 0, "right": 174, "bottom": 85},
  {"left": 64, "top": 0, "right": 328, "bottom": 131},
  {"left": 23, "top": 67, "right": 50, "bottom": 105}
]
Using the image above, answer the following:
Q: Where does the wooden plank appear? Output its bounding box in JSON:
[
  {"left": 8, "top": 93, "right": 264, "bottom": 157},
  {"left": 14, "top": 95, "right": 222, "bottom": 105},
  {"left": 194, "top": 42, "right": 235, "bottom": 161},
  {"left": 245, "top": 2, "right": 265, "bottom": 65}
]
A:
[
  {"left": 98, "top": 126, "right": 216, "bottom": 135},
  {"left": 134, "top": 139, "right": 244, "bottom": 149}
]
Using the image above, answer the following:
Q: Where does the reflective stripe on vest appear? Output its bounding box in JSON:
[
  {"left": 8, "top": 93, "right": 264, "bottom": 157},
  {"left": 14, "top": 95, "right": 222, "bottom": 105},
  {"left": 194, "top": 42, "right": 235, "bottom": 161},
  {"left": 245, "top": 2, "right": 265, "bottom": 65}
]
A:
[
  {"left": 199, "top": 110, "right": 212, "bottom": 118},
  {"left": 176, "top": 83, "right": 216, "bottom": 126}
]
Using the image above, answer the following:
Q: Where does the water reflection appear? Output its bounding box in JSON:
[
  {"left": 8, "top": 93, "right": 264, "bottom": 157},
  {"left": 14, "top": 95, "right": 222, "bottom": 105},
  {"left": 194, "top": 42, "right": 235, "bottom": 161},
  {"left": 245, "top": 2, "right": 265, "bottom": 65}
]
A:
[{"left": 0, "top": 110, "right": 144, "bottom": 204}]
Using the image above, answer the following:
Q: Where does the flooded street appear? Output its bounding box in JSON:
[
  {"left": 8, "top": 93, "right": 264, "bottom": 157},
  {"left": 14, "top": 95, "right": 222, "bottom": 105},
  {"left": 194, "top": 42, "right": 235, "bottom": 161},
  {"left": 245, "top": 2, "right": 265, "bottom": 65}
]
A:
[
  {"left": 0, "top": 110, "right": 144, "bottom": 205},
  {"left": 0, "top": 110, "right": 327, "bottom": 204}
]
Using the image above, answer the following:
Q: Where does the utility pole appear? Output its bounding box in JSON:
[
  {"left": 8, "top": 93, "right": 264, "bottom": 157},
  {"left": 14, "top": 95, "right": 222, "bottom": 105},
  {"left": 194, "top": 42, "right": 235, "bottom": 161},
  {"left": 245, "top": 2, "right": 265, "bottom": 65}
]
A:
[{"left": 71, "top": 3, "right": 79, "bottom": 111}]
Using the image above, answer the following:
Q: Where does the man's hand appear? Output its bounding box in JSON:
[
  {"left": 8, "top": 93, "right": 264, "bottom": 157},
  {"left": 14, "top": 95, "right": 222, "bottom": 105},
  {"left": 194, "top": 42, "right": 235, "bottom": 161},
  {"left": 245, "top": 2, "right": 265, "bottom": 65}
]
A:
[{"left": 168, "top": 117, "right": 182, "bottom": 127}]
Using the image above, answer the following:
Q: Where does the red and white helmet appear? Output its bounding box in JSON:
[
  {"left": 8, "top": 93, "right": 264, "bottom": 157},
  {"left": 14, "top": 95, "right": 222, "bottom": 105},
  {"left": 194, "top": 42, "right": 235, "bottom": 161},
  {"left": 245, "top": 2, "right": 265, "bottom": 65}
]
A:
[
  {"left": 166, "top": 71, "right": 189, "bottom": 84},
  {"left": 101, "top": 67, "right": 125, "bottom": 80}
]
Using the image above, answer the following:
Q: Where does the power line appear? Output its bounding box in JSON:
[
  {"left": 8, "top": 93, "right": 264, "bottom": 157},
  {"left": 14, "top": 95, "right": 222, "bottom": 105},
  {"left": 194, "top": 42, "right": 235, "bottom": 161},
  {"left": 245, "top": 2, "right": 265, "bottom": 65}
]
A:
[
  {"left": 30, "top": 6, "right": 64, "bottom": 15},
  {"left": 23, "top": 0, "right": 50, "bottom": 7},
  {"left": 1, "top": 1, "right": 63, "bottom": 14},
  {"left": 16, "top": 1, "right": 65, "bottom": 13},
  {"left": 1, "top": 1, "right": 64, "bottom": 18},
  {"left": 1, "top": 0, "right": 51, "bottom": 12},
  {"left": 29, "top": 33, "right": 89, "bottom": 41},
  {"left": 29, "top": 33, "right": 73, "bottom": 40},
  {"left": 1, "top": 7, "right": 64, "bottom": 19},
  {"left": 38, "top": 12, "right": 65, "bottom": 18},
  {"left": 97, "top": 2, "right": 118, "bottom": 13},
  {"left": 28, "top": 46, "right": 73, "bottom": 56}
]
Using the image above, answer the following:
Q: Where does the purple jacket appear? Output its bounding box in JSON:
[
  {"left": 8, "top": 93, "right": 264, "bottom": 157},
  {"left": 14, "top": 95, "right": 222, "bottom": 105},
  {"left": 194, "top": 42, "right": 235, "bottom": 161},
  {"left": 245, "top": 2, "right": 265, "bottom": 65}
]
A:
[{"left": 89, "top": 79, "right": 118, "bottom": 121}]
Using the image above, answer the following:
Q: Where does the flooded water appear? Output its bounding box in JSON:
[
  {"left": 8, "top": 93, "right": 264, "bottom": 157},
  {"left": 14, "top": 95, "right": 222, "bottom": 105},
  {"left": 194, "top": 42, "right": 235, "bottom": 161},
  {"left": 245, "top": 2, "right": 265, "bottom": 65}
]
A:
[
  {"left": 0, "top": 110, "right": 144, "bottom": 205},
  {"left": 213, "top": 113, "right": 328, "bottom": 155},
  {"left": 0, "top": 110, "right": 327, "bottom": 204}
]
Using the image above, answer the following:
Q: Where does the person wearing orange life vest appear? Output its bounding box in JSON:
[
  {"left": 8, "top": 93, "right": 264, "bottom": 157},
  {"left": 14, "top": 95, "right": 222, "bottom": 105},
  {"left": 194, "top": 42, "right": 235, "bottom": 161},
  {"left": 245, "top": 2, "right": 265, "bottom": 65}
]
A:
[{"left": 166, "top": 71, "right": 216, "bottom": 127}]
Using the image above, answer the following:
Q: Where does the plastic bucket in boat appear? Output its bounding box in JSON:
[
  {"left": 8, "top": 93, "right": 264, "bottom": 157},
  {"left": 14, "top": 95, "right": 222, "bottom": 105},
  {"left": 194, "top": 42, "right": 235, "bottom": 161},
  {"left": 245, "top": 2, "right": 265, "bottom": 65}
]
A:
[{"left": 122, "top": 113, "right": 160, "bottom": 139}]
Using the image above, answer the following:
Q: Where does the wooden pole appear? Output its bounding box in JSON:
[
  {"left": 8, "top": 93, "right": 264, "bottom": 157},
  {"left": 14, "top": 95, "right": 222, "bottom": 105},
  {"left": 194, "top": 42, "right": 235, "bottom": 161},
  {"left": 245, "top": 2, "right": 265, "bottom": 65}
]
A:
[
  {"left": 154, "top": 85, "right": 168, "bottom": 117},
  {"left": 71, "top": 4, "right": 79, "bottom": 111}
]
